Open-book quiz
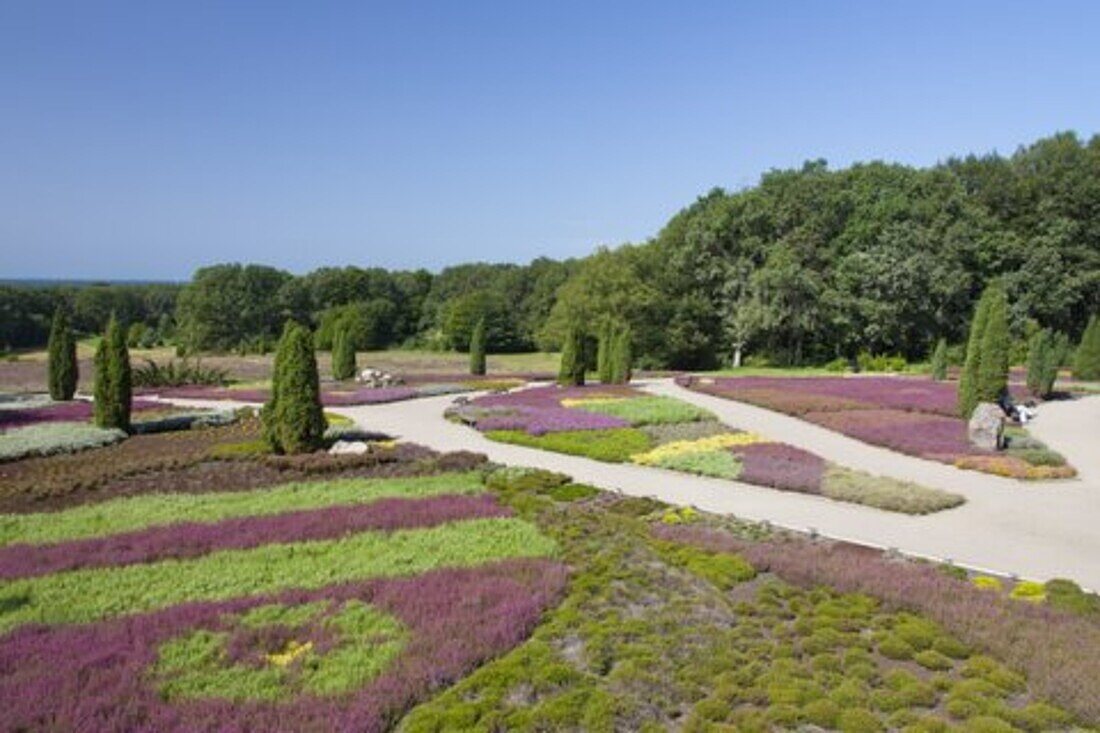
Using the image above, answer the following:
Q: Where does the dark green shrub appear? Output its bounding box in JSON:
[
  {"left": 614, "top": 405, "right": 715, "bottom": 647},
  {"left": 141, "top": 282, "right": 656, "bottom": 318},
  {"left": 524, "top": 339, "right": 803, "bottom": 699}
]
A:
[
  {"left": 929, "top": 339, "right": 948, "bottom": 381},
  {"left": 1026, "top": 328, "right": 1059, "bottom": 397},
  {"left": 1074, "top": 315, "right": 1100, "bottom": 380},
  {"left": 93, "top": 316, "right": 132, "bottom": 431},
  {"left": 468, "top": 317, "right": 487, "bottom": 376},
  {"left": 47, "top": 307, "right": 78, "bottom": 400},
  {"left": 331, "top": 320, "right": 357, "bottom": 381},
  {"left": 557, "top": 324, "right": 586, "bottom": 386},
  {"left": 132, "top": 359, "right": 229, "bottom": 387},
  {"left": 1044, "top": 578, "right": 1100, "bottom": 616},
  {"left": 262, "top": 321, "right": 326, "bottom": 454}
]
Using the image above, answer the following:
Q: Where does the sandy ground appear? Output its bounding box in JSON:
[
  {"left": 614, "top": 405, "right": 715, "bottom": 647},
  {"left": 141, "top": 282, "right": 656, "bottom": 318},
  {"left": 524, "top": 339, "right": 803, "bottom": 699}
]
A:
[{"left": 161, "top": 379, "right": 1100, "bottom": 590}]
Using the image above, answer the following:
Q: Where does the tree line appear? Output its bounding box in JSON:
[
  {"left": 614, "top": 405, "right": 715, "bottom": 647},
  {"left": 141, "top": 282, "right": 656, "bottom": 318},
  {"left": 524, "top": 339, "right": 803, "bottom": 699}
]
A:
[{"left": 6, "top": 131, "right": 1099, "bottom": 369}]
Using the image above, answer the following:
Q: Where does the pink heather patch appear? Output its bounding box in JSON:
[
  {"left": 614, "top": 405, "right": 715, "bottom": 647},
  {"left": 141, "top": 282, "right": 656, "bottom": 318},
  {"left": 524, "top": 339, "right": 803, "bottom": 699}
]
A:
[
  {"left": 0, "top": 559, "right": 568, "bottom": 733},
  {"left": 462, "top": 385, "right": 635, "bottom": 435},
  {"left": 0, "top": 399, "right": 163, "bottom": 429},
  {"left": 804, "top": 408, "right": 976, "bottom": 459},
  {"left": 732, "top": 442, "right": 825, "bottom": 494},
  {"left": 0, "top": 494, "right": 509, "bottom": 580}
]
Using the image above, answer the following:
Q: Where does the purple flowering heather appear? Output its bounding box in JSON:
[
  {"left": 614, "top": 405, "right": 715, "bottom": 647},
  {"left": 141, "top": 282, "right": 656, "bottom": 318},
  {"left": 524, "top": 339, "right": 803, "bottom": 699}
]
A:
[
  {"left": 0, "top": 558, "right": 568, "bottom": 733},
  {"left": 0, "top": 399, "right": 162, "bottom": 430},
  {"left": 0, "top": 494, "right": 509, "bottom": 580},
  {"left": 147, "top": 385, "right": 424, "bottom": 406},
  {"left": 732, "top": 442, "right": 826, "bottom": 494},
  {"left": 806, "top": 408, "right": 976, "bottom": 460},
  {"left": 465, "top": 385, "right": 635, "bottom": 435}
]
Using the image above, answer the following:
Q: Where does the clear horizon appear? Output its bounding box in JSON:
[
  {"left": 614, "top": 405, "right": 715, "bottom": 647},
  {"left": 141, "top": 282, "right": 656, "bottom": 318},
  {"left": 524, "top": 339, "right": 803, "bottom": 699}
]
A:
[{"left": 3, "top": 0, "right": 1099, "bottom": 280}]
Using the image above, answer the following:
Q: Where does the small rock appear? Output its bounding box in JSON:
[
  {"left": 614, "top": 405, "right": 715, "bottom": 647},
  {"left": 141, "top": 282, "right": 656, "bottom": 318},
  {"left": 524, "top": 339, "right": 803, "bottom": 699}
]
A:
[
  {"left": 968, "top": 402, "right": 1005, "bottom": 450},
  {"left": 328, "top": 440, "right": 369, "bottom": 455}
]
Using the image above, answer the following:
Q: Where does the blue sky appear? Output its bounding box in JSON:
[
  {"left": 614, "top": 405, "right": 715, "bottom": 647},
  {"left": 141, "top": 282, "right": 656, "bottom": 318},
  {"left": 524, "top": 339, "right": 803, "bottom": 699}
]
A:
[{"left": 2, "top": 1, "right": 1098, "bottom": 280}]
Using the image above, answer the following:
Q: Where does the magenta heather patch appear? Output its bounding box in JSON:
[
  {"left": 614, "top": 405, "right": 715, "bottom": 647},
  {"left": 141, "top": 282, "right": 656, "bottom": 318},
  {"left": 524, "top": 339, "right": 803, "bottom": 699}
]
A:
[
  {"left": 0, "top": 558, "right": 568, "bottom": 733},
  {"left": 462, "top": 385, "right": 635, "bottom": 435},
  {"left": 0, "top": 494, "right": 509, "bottom": 580},
  {"left": 733, "top": 442, "right": 825, "bottom": 494}
]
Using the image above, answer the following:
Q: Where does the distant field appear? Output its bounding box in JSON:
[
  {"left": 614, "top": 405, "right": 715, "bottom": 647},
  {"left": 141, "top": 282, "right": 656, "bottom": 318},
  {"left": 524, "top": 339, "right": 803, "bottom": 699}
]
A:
[{"left": 0, "top": 347, "right": 560, "bottom": 393}]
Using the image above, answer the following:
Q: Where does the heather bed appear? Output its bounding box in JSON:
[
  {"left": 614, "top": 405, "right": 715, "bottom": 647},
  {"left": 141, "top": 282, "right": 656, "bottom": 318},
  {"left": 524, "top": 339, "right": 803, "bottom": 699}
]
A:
[
  {"left": 451, "top": 384, "right": 963, "bottom": 514},
  {"left": 682, "top": 374, "right": 1075, "bottom": 479}
]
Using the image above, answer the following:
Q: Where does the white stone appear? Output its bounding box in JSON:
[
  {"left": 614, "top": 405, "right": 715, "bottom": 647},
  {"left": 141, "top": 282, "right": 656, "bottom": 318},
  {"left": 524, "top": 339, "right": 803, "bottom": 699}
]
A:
[{"left": 968, "top": 402, "right": 1005, "bottom": 450}]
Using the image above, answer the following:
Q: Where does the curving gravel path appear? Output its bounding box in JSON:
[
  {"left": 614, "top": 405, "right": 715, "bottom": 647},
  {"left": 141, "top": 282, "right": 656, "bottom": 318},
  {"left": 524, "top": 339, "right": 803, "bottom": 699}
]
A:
[{"left": 159, "top": 381, "right": 1100, "bottom": 590}]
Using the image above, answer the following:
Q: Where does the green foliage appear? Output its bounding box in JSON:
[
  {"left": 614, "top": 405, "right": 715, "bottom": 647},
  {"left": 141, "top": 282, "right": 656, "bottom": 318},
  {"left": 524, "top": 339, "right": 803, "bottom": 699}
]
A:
[
  {"left": 596, "top": 322, "right": 614, "bottom": 383},
  {"left": 132, "top": 358, "right": 229, "bottom": 388},
  {"left": 93, "top": 315, "right": 132, "bottom": 431},
  {"left": 857, "top": 352, "right": 907, "bottom": 373},
  {"left": 557, "top": 323, "right": 586, "bottom": 386},
  {"left": 821, "top": 466, "right": 965, "bottom": 515},
  {"left": 610, "top": 326, "right": 634, "bottom": 384},
  {"left": 1044, "top": 578, "right": 1100, "bottom": 616},
  {"left": 976, "top": 283, "right": 1010, "bottom": 404},
  {"left": 0, "top": 472, "right": 485, "bottom": 547},
  {"left": 154, "top": 600, "right": 406, "bottom": 701},
  {"left": 929, "top": 339, "right": 948, "bottom": 381},
  {"left": 1026, "top": 328, "right": 1059, "bottom": 397},
  {"left": 468, "top": 317, "right": 487, "bottom": 376},
  {"left": 648, "top": 448, "right": 741, "bottom": 478},
  {"left": 331, "top": 319, "right": 357, "bottom": 381},
  {"left": 0, "top": 517, "right": 556, "bottom": 633},
  {"left": 649, "top": 539, "right": 756, "bottom": 589},
  {"left": 176, "top": 263, "right": 295, "bottom": 352},
  {"left": 486, "top": 428, "right": 652, "bottom": 463},
  {"left": 0, "top": 421, "right": 126, "bottom": 462},
  {"left": 313, "top": 299, "right": 397, "bottom": 351},
  {"left": 1074, "top": 315, "right": 1100, "bottom": 380},
  {"left": 262, "top": 321, "right": 326, "bottom": 454},
  {"left": 573, "top": 395, "right": 713, "bottom": 426},
  {"left": 46, "top": 307, "right": 78, "bottom": 400},
  {"left": 959, "top": 284, "right": 1009, "bottom": 417}
]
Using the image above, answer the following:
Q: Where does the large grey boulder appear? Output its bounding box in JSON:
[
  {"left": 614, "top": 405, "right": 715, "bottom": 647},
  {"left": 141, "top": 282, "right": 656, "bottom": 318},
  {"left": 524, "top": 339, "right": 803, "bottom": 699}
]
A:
[{"left": 968, "top": 402, "right": 1005, "bottom": 450}]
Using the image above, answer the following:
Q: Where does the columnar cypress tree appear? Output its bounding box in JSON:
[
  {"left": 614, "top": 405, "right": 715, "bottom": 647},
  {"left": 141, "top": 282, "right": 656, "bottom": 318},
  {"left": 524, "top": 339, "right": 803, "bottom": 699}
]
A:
[
  {"left": 958, "top": 288, "right": 993, "bottom": 417},
  {"left": 469, "top": 317, "right": 487, "bottom": 376},
  {"left": 558, "top": 324, "right": 586, "bottom": 387},
  {"left": 93, "top": 316, "right": 131, "bottom": 430},
  {"left": 1026, "top": 329, "right": 1059, "bottom": 398},
  {"left": 976, "top": 284, "right": 1009, "bottom": 405},
  {"left": 331, "top": 320, "right": 357, "bottom": 381},
  {"left": 596, "top": 322, "right": 614, "bottom": 384},
  {"left": 47, "top": 307, "right": 78, "bottom": 400},
  {"left": 610, "top": 327, "right": 633, "bottom": 384},
  {"left": 1074, "top": 315, "right": 1100, "bottom": 381},
  {"left": 928, "top": 339, "right": 948, "bottom": 381},
  {"left": 263, "top": 321, "right": 326, "bottom": 454}
]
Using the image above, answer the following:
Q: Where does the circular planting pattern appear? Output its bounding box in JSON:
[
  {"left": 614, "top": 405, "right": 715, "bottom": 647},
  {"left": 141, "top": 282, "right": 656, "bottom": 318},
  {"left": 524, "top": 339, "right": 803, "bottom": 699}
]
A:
[{"left": 153, "top": 600, "right": 408, "bottom": 702}]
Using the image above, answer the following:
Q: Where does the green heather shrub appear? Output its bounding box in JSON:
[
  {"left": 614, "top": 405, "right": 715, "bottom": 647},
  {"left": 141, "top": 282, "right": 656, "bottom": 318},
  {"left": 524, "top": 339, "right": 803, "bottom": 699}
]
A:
[
  {"left": 558, "top": 323, "right": 586, "bottom": 386},
  {"left": 650, "top": 540, "right": 755, "bottom": 590},
  {"left": 824, "top": 357, "right": 850, "bottom": 372},
  {"left": 857, "top": 352, "right": 907, "bottom": 373},
  {"left": 1044, "top": 578, "right": 1100, "bottom": 616},
  {"left": 0, "top": 421, "right": 126, "bottom": 462},
  {"left": 838, "top": 707, "right": 884, "bottom": 733},
  {"left": 46, "top": 307, "right": 78, "bottom": 400},
  {"left": 971, "top": 575, "right": 1003, "bottom": 592},
  {"left": 1025, "top": 328, "right": 1059, "bottom": 397},
  {"left": 484, "top": 466, "right": 570, "bottom": 494},
  {"left": 93, "top": 315, "right": 132, "bottom": 431},
  {"left": 1009, "top": 581, "right": 1046, "bottom": 603},
  {"left": 929, "top": 339, "right": 948, "bottom": 381},
  {"left": 331, "top": 320, "right": 357, "bottom": 381},
  {"left": 486, "top": 428, "right": 651, "bottom": 463},
  {"left": 1074, "top": 314, "right": 1100, "bottom": 380},
  {"left": 821, "top": 466, "right": 964, "bottom": 514},
  {"left": 650, "top": 449, "right": 741, "bottom": 479},
  {"left": 914, "top": 649, "right": 954, "bottom": 671},
  {"left": 262, "top": 321, "right": 326, "bottom": 454},
  {"left": 573, "top": 395, "right": 713, "bottom": 426},
  {"left": 468, "top": 317, "right": 487, "bottom": 376},
  {"left": 877, "top": 634, "right": 915, "bottom": 661},
  {"left": 545, "top": 483, "right": 600, "bottom": 502}
]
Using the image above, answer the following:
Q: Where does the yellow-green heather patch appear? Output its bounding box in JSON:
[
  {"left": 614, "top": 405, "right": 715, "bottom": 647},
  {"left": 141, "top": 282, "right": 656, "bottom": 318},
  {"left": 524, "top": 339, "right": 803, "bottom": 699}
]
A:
[
  {"left": 0, "top": 517, "right": 556, "bottom": 633},
  {"left": 0, "top": 472, "right": 485, "bottom": 547}
]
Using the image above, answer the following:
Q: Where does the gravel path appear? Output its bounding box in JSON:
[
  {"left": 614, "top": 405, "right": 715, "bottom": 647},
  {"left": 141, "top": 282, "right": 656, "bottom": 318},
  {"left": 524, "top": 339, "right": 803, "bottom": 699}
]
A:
[{"left": 160, "top": 382, "right": 1100, "bottom": 590}]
